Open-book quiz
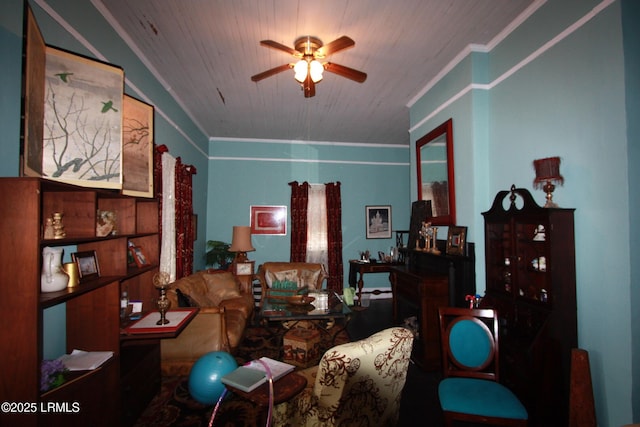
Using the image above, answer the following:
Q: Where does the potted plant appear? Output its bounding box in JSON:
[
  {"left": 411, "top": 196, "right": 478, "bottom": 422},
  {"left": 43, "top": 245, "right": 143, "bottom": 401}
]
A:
[{"left": 205, "top": 240, "right": 234, "bottom": 270}]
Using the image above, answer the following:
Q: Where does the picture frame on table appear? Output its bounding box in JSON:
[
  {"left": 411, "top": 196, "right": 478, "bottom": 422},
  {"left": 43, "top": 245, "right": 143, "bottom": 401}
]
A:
[
  {"left": 366, "top": 205, "right": 392, "bottom": 239},
  {"left": 446, "top": 226, "right": 467, "bottom": 256},
  {"left": 71, "top": 250, "right": 100, "bottom": 282},
  {"left": 129, "top": 246, "right": 151, "bottom": 268},
  {"left": 250, "top": 205, "right": 287, "bottom": 235}
]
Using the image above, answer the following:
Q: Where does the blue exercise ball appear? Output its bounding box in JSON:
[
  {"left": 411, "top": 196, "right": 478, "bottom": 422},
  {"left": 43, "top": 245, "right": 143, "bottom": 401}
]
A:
[{"left": 188, "top": 351, "right": 238, "bottom": 405}]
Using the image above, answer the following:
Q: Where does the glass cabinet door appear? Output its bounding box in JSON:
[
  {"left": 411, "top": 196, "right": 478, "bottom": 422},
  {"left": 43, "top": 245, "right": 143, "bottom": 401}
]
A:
[
  {"left": 485, "top": 221, "right": 512, "bottom": 295},
  {"left": 514, "top": 220, "right": 551, "bottom": 304}
]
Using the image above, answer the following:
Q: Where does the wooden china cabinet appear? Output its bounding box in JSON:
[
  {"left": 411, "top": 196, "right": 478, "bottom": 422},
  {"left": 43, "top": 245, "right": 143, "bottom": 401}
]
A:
[
  {"left": 481, "top": 185, "right": 577, "bottom": 427},
  {"left": 0, "top": 177, "right": 160, "bottom": 426}
]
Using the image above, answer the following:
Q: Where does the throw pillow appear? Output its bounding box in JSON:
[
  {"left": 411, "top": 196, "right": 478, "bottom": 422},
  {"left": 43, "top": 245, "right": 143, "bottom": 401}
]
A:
[
  {"left": 300, "top": 269, "right": 322, "bottom": 290},
  {"left": 203, "top": 271, "right": 242, "bottom": 306},
  {"left": 267, "top": 269, "right": 299, "bottom": 288}
]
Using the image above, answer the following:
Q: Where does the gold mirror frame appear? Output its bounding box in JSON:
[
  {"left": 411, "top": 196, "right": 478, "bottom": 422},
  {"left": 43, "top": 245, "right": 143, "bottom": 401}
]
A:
[{"left": 416, "top": 118, "right": 456, "bottom": 226}]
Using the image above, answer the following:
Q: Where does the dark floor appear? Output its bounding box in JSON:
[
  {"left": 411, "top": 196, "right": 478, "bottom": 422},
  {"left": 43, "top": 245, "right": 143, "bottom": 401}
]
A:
[{"left": 346, "top": 298, "right": 446, "bottom": 426}]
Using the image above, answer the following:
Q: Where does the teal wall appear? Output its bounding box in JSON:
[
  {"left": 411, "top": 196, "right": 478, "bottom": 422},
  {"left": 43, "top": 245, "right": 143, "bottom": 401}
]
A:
[
  {"left": 410, "top": 1, "right": 638, "bottom": 425},
  {"left": 0, "top": 1, "right": 23, "bottom": 177},
  {"left": 621, "top": 0, "right": 640, "bottom": 421},
  {"left": 207, "top": 138, "right": 411, "bottom": 287}
]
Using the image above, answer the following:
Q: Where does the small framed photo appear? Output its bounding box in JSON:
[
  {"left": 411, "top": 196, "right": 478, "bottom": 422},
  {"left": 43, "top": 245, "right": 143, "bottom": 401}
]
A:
[
  {"left": 129, "top": 246, "right": 150, "bottom": 268},
  {"left": 446, "top": 226, "right": 467, "bottom": 256},
  {"left": 71, "top": 250, "right": 100, "bottom": 282},
  {"left": 366, "top": 205, "right": 392, "bottom": 239},
  {"left": 250, "top": 205, "right": 287, "bottom": 235}
]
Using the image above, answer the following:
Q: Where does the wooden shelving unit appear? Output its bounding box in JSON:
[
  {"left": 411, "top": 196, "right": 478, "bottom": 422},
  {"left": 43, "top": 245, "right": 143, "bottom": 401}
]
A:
[{"left": 0, "top": 177, "right": 159, "bottom": 426}]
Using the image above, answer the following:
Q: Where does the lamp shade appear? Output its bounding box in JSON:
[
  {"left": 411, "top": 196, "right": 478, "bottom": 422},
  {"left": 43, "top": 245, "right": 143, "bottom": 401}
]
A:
[
  {"left": 309, "top": 60, "right": 324, "bottom": 83},
  {"left": 294, "top": 60, "right": 308, "bottom": 83},
  {"left": 229, "top": 226, "right": 255, "bottom": 253},
  {"left": 293, "top": 59, "right": 324, "bottom": 84},
  {"left": 533, "top": 156, "right": 564, "bottom": 189}
]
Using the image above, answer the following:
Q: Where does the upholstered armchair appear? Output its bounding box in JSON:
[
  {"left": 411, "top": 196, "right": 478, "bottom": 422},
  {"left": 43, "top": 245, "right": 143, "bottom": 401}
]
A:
[
  {"left": 256, "top": 262, "right": 328, "bottom": 305},
  {"left": 160, "top": 270, "right": 254, "bottom": 376},
  {"left": 272, "top": 327, "right": 414, "bottom": 427},
  {"left": 437, "top": 307, "right": 528, "bottom": 426}
]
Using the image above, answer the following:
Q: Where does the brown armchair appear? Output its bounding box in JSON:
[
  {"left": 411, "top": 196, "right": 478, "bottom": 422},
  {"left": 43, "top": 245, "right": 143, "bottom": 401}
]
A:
[
  {"left": 160, "top": 270, "right": 254, "bottom": 376},
  {"left": 256, "top": 262, "right": 328, "bottom": 306}
]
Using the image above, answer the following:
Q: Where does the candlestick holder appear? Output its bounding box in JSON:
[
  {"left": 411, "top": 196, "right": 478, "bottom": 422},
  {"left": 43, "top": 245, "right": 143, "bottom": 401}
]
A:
[{"left": 153, "top": 272, "right": 171, "bottom": 325}]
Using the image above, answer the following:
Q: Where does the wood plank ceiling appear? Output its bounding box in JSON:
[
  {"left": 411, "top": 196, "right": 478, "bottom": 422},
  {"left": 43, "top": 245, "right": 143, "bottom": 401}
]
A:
[{"left": 96, "top": 0, "right": 537, "bottom": 145}]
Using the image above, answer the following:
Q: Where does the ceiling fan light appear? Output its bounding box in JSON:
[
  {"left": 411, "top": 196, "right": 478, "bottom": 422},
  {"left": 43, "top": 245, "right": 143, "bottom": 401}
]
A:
[
  {"left": 294, "top": 60, "right": 308, "bottom": 83},
  {"left": 309, "top": 60, "right": 324, "bottom": 83}
]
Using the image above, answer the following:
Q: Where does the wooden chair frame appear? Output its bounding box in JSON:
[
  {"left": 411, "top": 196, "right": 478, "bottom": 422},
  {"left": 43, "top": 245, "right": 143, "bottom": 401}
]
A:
[{"left": 438, "top": 307, "right": 528, "bottom": 427}]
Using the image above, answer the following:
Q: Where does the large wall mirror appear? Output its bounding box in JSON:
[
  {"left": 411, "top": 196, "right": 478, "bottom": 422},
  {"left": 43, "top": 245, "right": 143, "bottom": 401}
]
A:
[{"left": 416, "top": 118, "right": 456, "bottom": 226}]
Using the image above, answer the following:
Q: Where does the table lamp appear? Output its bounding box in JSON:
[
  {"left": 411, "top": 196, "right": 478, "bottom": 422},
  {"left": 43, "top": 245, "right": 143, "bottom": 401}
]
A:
[
  {"left": 533, "top": 156, "right": 564, "bottom": 208},
  {"left": 229, "top": 226, "right": 255, "bottom": 277}
]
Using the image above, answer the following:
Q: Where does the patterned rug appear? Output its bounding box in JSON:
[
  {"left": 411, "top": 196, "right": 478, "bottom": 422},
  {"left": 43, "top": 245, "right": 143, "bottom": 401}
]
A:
[{"left": 133, "top": 323, "right": 350, "bottom": 427}]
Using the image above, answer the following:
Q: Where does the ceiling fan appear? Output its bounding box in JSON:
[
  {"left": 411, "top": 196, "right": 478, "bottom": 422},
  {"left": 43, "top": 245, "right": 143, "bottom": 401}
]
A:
[{"left": 251, "top": 35, "right": 367, "bottom": 98}]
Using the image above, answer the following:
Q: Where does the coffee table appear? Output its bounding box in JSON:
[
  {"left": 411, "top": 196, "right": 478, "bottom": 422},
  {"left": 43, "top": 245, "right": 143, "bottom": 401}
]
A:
[
  {"left": 225, "top": 371, "right": 307, "bottom": 406},
  {"left": 259, "top": 290, "right": 350, "bottom": 321},
  {"left": 258, "top": 291, "right": 351, "bottom": 344}
]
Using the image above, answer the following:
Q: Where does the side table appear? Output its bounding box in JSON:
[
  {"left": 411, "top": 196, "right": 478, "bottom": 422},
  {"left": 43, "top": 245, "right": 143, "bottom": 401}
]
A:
[
  {"left": 226, "top": 372, "right": 307, "bottom": 406},
  {"left": 348, "top": 260, "right": 401, "bottom": 306}
]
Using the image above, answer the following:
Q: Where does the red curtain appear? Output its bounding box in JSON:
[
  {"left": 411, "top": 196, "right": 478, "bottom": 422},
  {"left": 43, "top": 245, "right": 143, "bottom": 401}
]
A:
[
  {"left": 289, "top": 181, "right": 309, "bottom": 262},
  {"left": 325, "top": 182, "right": 343, "bottom": 293},
  {"left": 289, "top": 181, "right": 343, "bottom": 294},
  {"left": 175, "top": 158, "right": 196, "bottom": 279}
]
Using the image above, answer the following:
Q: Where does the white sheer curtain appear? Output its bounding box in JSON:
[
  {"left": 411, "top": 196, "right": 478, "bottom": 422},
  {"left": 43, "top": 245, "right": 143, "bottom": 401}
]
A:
[
  {"left": 306, "top": 184, "right": 327, "bottom": 266},
  {"left": 160, "top": 153, "right": 176, "bottom": 281}
]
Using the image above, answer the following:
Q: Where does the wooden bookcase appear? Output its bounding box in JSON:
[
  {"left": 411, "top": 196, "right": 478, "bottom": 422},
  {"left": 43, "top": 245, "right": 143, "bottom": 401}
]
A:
[
  {"left": 481, "top": 185, "right": 577, "bottom": 427},
  {"left": 0, "top": 177, "right": 159, "bottom": 426}
]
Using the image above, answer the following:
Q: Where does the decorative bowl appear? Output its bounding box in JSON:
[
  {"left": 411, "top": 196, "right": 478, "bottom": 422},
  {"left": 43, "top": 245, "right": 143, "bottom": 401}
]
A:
[{"left": 287, "top": 295, "right": 316, "bottom": 306}]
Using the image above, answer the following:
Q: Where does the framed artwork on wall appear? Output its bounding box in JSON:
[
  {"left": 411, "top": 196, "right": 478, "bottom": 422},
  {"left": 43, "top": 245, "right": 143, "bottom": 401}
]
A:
[
  {"left": 122, "top": 94, "right": 154, "bottom": 197},
  {"left": 366, "top": 205, "right": 392, "bottom": 239},
  {"left": 42, "top": 46, "right": 124, "bottom": 189},
  {"left": 250, "top": 205, "right": 287, "bottom": 235}
]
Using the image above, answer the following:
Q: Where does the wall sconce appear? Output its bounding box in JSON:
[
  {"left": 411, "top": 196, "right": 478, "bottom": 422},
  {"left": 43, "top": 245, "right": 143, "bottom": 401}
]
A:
[{"left": 533, "top": 156, "right": 564, "bottom": 208}]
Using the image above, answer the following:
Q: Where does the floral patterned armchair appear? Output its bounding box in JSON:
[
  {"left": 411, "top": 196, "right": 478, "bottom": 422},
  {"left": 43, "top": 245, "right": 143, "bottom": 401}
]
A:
[{"left": 272, "top": 327, "right": 414, "bottom": 426}]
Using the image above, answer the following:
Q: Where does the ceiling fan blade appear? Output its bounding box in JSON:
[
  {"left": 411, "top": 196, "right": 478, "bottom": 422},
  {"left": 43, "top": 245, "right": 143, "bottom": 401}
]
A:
[
  {"left": 318, "top": 36, "right": 355, "bottom": 56},
  {"left": 324, "top": 62, "right": 367, "bottom": 83},
  {"left": 260, "top": 40, "right": 298, "bottom": 56},
  {"left": 303, "top": 75, "right": 316, "bottom": 98},
  {"left": 251, "top": 64, "right": 292, "bottom": 82}
]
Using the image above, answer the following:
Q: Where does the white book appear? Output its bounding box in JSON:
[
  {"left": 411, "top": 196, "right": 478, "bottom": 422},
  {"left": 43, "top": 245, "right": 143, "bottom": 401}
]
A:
[
  {"left": 221, "top": 357, "right": 295, "bottom": 393},
  {"left": 58, "top": 349, "right": 114, "bottom": 371}
]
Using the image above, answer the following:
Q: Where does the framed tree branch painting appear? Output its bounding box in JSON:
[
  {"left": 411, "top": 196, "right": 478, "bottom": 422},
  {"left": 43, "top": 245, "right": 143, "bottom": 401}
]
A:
[
  {"left": 122, "top": 94, "right": 154, "bottom": 197},
  {"left": 42, "top": 46, "right": 124, "bottom": 188}
]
